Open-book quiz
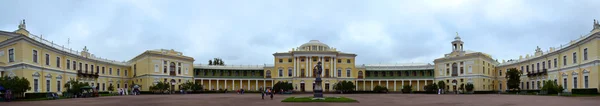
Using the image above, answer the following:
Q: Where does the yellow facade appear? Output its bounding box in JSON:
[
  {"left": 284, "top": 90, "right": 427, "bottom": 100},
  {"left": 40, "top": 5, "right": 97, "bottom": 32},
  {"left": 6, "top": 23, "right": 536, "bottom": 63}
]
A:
[{"left": 0, "top": 20, "right": 194, "bottom": 93}]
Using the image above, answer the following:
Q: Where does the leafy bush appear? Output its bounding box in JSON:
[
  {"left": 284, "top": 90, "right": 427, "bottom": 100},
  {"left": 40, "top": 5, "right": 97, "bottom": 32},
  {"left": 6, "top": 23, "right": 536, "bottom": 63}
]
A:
[
  {"left": 437, "top": 81, "right": 446, "bottom": 90},
  {"left": 24, "top": 92, "right": 48, "bottom": 99},
  {"left": 465, "top": 83, "right": 474, "bottom": 92},
  {"left": 424, "top": 83, "right": 439, "bottom": 94},
  {"left": 402, "top": 85, "right": 412, "bottom": 93},
  {"left": 333, "top": 81, "right": 355, "bottom": 93},
  {"left": 572, "top": 88, "right": 598, "bottom": 94},
  {"left": 541, "top": 80, "right": 563, "bottom": 94},
  {"left": 273, "top": 81, "right": 293, "bottom": 93},
  {"left": 63, "top": 79, "right": 90, "bottom": 95},
  {"left": 0, "top": 76, "right": 31, "bottom": 97},
  {"left": 149, "top": 81, "right": 170, "bottom": 94},
  {"left": 373, "top": 85, "right": 388, "bottom": 93},
  {"left": 180, "top": 81, "right": 203, "bottom": 92}
]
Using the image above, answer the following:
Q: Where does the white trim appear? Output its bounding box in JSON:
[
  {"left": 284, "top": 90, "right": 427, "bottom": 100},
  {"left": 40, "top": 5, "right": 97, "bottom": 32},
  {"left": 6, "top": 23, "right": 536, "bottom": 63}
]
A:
[
  {"left": 8, "top": 48, "right": 15, "bottom": 63},
  {"left": 32, "top": 49, "right": 38, "bottom": 63}
]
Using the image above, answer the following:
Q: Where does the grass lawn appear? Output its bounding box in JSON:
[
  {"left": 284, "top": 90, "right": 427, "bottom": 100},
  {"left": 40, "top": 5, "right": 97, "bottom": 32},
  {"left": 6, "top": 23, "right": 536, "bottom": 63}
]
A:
[{"left": 281, "top": 97, "right": 358, "bottom": 103}]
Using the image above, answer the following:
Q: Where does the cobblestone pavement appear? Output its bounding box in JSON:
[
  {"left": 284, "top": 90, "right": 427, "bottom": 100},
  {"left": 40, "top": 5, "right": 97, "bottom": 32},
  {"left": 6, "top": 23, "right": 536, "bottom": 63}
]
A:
[{"left": 2, "top": 94, "right": 599, "bottom": 106}]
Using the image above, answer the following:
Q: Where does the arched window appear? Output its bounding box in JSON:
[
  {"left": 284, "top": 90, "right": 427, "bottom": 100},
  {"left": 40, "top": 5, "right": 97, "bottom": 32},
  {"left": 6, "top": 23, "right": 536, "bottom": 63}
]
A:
[
  {"left": 337, "top": 69, "right": 342, "bottom": 77},
  {"left": 170, "top": 62, "right": 176, "bottom": 72},
  {"left": 278, "top": 69, "right": 283, "bottom": 77},
  {"left": 266, "top": 70, "right": 271, "bottom": 78},
  {"left": 452, "top": 63, "right": 458, "bottom": 76},
  {"left": 358, "top": 71, "right": 363, "bottom": 78},
  {"left": 412, "top": 71, "right": 416, "bottom": 76}
]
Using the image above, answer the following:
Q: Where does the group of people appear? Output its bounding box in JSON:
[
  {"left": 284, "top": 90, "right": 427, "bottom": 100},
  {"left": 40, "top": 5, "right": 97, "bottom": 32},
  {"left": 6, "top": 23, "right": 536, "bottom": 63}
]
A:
[
  {"left": 117, "top": 88, "right": 128, "bottom": 95},
  {"left": 261, "top": 88, "right": 274, "bottom": 100},
  {"left": 1, "top": 89, "right": 12, "bottom": 102},
  {"left": 237, "top": 88, "right": 245, "bottom": 94}
]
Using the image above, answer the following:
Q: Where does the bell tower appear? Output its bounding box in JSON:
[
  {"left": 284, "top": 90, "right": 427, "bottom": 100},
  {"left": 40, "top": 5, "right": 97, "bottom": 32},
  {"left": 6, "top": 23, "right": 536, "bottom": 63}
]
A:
[{"left": 451, "top": 32, "right": 464, "bottom": 52}]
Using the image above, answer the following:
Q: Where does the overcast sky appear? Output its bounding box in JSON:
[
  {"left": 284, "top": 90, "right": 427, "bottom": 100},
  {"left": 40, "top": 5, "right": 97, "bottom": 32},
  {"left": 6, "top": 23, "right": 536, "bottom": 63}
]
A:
[{"left": 1, "top": 0, "right": 599, "bottom": 65}]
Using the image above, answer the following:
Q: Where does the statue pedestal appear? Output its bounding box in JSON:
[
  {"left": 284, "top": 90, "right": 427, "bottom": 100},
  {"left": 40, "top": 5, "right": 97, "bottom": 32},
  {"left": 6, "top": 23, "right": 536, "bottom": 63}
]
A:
[{"left": 313, "top": 77, "right": 324, "bottom": 98}]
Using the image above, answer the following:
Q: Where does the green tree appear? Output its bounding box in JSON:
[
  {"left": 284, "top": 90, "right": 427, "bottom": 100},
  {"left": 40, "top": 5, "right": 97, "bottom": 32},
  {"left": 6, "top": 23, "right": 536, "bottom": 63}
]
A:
[
  {"left": 333, "top": 81, "right": 356, "bottom": 93},
  {"left": 209, "top": 58, "right": 225, "bottom": 66},
  {"left": 402, "top": 85, "right": 413, "bottom": 93},
  {"left": 108, "top": 84, "right": 115, "bottom": 92},
  {"left": 465, "top": 83, "right": 474, "bottom": 92},
  {"left": 149, "top": 81, "right": 170, "bottom": 93},
  {"left": 0, "top": 76, "right": 31, "bottom": 97},
  {"left": 505, "top": 68, "right": 521, "bottom": 91},
  {"left": 273, "top": 81, "right": 293, "bottom": 93},
  {"left": 208, "top": 60, "right": 213, "bottom": 65},
  {"left": 541, "top": 80, "right": 565, "bottom": 94},
  {"left": 437, "top": 81, "right": 446, "bottom": 91},
  {"left": 64, "top": 79, "right": 90, "bottom": 95},
  {"left": 373, "top": 85, "right": 388, "bottom": 93},
  {"left": 424, "top": 83, "right": 439, "bottom": 93}
]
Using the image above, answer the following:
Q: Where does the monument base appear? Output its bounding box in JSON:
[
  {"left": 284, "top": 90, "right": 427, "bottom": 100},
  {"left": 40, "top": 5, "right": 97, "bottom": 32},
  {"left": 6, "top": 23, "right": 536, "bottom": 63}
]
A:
[{"left": 314, "top": 77, "right": 324, "bottom": 98}]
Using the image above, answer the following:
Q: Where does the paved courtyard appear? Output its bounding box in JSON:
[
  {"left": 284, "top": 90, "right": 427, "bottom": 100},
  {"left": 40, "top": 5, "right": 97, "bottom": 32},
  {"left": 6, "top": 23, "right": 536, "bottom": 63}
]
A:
[{"left": 2, "top": 93, "right": 600, "bottom": 106}]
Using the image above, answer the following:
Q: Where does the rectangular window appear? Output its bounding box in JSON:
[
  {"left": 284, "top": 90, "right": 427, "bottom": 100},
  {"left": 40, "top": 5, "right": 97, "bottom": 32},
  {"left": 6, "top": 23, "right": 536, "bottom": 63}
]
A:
[
  {"left": 584, "top": 48, "right": 588, "bottom": 60},
  {"left": 109, "top": 68, "right": 113, "bottom": 75},
  {"left": 499, "top": 70, "right": 502, "bottom": 76},
  {"left": 563, "top": 56, "right": 567, "bottom": 66},
  {"left": 337, "top": 59, "right": 341, "bottom": 63},
  {"left": 57, "top": 81, "right": 61, "bottom": 92},
  {"left": 536, "top": 63, "right": 539, "bottom": 71},
  {"left": 8, "top": 49, "right": 14, "bottom": 62},
  {"left": 117, "top": 69, "right": 120, "bottom": 76},
  {"left": 288, "top": 69, "right": 292, "bottom": 77},
  {"left": 346, "top": 69, "right": 351, "bottom": 77},
  {"left": 56, "top": 57, "right": 60, "bottom": 68},
  {"left": 548, "top": 60, "right": 551, "bottom": 69},
  {"left": 288, "top": 58, "right": 292, "bottom": 62},
  {"left": 45, "top": 54, "right": 50, "bottom": 65},
  {"left": 278, "top": 69, "right": 283, "bottom": 77},
  {"left": 346, "top": 59, "right": 351, "bottom": 63},
  {"left": 73, "top": 61, "right": 77, "bottom": 70},
  {"left": 102, "top": 67, "right": 105, "bottom": 74},
  {"left": 337, "top": 70, "right": 341, "bottom": 77},
  {"left": 67, "top": 60, "right": 70, "bottom": 69},
  {"left": 34, "top": 79, "right": 38, "bottom": 92},
  {"left": 584, "top": 76, "right": 589, "bottom": 88},
  {"left": 85, "top": 64, "right": 88, "bottom": 71},
  {"left": 102, "top": 83, "right": 105, "bottom": 91},
  {"left": 564, "top": 78, "right": 567, "bottom": 89},
  {"left": 278, "top": 59, "right": 282, "bottom": 63},
  {"left": 542, "top": 62, "right": 545, "bottom": 69},
  {"left": 574, "top": 77, "right": 578, "bottom": 89},
  {"left": 46, "top": 80, "right": 50, "bottom": 92},
  {"left": 125, "top": 70, "right": 128, "bottom": 76},
  {"left": 573, "top": 52, "right": 577, "bottom": 64},
  {"left": 32, "top": 50, "right": 37, "bottom": 63},
  {"left": 96, "top": 66, "right": 99, "bottom": 73},
  {"left": 79, "top": 62, "right": 82, "bottom": 70},
  {"left": 554, "top": 58, "right": 557, "bottom": 68},
  {"left": 521, "top": 66, "right": 524, "bottom": 72}
]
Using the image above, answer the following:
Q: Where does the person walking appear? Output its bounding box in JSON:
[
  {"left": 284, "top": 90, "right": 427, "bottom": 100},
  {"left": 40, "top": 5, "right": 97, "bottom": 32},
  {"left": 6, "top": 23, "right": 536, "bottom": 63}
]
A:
[
  {"left": 261, "top": 88, "right": 265, "bottom": 100},
  {"left": 270, "top": 88, "right": 274, "bottom": 100}
]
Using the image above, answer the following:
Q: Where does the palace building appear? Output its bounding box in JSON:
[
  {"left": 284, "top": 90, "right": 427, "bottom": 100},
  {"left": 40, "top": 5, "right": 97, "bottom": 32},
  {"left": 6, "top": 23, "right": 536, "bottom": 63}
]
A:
[{"left": 1, "top": 19, "right": 600, "bottom": 93}]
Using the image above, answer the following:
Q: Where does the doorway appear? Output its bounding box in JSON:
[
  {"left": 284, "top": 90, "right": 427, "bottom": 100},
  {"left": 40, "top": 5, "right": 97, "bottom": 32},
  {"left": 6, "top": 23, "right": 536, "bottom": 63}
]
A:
[{"left": 300, "top": 83, "right": 305, "bottom": 92}]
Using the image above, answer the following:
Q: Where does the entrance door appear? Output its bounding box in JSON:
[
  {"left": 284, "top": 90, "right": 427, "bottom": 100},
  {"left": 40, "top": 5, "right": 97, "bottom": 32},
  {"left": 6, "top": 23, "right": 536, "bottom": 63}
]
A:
[
  {"left": 325, "top": 83, "right": 330, "bottom": 92},
  {"left": 300, "top": 83, "right": 305, "bottom": 92}
]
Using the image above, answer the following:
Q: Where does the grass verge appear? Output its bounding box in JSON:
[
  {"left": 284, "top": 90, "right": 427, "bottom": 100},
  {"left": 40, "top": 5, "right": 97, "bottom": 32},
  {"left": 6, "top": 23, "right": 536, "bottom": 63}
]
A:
[{"left": 281, "top": 97, "right": 358, "bottom": 103}]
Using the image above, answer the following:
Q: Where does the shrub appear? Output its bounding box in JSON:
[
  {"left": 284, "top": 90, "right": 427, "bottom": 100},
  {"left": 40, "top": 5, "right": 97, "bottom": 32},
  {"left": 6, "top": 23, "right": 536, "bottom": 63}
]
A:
[
  {"left": 333, "top": 81, "right": 355, "bottom": 93},
  {"left": 541, "top": 80, "right": 563, "bottom": 94},
  {"left": 373, "top": 85, "right": 388, "bottom": 93},
  {"left": 24, "top": 92, "right": 48, "bottom": 99},
  {"left": 572, "top": 88, "right": 598, "bottom": 94},
  {"left": 465, "top": 83, "right": 474, "bottom": 92},
  {"left": 424, "top": 83, "right": 438, "bottom": 94},
  {"left": 0, "top": 76, "right": 31, "bottom": 97},
  {"left": 273, "top": 81, "right": 293, "bottom": 93},
  {"left": 402, "top": 85, "right": 412, "bottom": 93}
]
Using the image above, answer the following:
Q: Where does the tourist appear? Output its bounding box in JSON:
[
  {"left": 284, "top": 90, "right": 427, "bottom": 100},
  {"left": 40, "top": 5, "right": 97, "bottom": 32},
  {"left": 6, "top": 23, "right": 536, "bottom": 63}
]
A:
[
  {"left": 241, "top": 88, "right": 245, "bottom": 94},
  {"left": 270, "top": 88, "right": 274, "bottom": 100},
  {"left": 261, "top": 88, "right": 265, "bottom": 100}
]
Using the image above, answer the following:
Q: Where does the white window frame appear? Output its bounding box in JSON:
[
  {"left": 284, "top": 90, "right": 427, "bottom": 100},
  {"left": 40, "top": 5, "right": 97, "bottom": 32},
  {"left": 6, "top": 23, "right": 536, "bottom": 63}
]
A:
[
  {"left": 346, "top": 69, "right": 351, "bottom": 77},
  {"left": 583, "top": 70, "right": 589, "bottom": 88},
  {"left": 278, "top": 69, "right": 283, "bottom": 77},
  {"left": 45, "top": 53, "right": 50, "bottom": 65},
  {"left": 56, "top": 57, "right": 61, "bottom": 68},
  {"left": 32, "top": 49, "right": 37, "bottom": 63}
]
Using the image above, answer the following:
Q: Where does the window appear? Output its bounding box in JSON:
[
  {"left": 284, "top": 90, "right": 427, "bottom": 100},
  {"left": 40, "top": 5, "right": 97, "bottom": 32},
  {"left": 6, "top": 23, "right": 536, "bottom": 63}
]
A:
[
  {"left": 67, "top": 60, "right": 70, "bottom": 69},
  {"left": 542, "top": 62, "right": 545, "bottom": 69},
  {"left": 278, "top": 69, "right": 283, "bottom": 77},
  {"left": 73, "top": 61, "right": 77, "bottom": 70},
  {"left": 288, "top": 68, "right": 292, "bottom": 77},
  {"left": 96, "top": 66, "right": 99, "bottom": 73},
  {"left": 56, "top": 57, "right": 60, "bottom": 68},
  {"left": 325, "top": 58, "right": 329, "bottom": 62},
  {"left": 483, "top": 67, "right": 485, "bottom": 74},
  {"left": 91, "top": 65, "right": 94, "bottom": 73},
  {"left": 346, "top": 70, "right": 351, "bottom": 77},
  {"left": 102, "top": 83, "right": 105, "bottom": 91},
  {"left": 563, "top": 56, "right": 567, "bottom": 66},
  {"left": 163, "top": 61, "right": 167, "bottom": 73},
  {"left": 337, "top": 69, "right": 341, "bottom": 77},
  {"left": 346, "top": 59, "right": 351, "bottom": 63},
  {"left": 554, "top": 58, "right": 557, "bottom": 68},
  {"left": 278, "top": 59, "right": 282, "bottom": 63},
  {"left": 547, "top": 60, "right": 551, "bottom": 69},
  {"left": 313, "top": 58, "right": 317, "bottom": 62},
  {"left": 109, "top": 68, "right": 113, "bottom": 75},
  {"left": 584, "top": 48, "right": 588, "bottom": 60},
  {"left": 563, "top": 78, "right": 567, "bottom": 89},
  {"left": 585, "top": 76, "right": 589, "bottom": 88},
  {"left": 178, "top": 63, "right": 182, "bottom": 74},
  {"left": 526, "top": 82, "right": 529, "bottom": 89},
  {"left": 301, "top": 58, "right": 305, "bottom": 62},
  {"left": 521, "top": 66, "right": 524, "bottom": 72},
  {"left": 536, "top": 63, "right": 539, "bottom": 71},
  {"left": 573, "top": 52, "right": 577, "bottom": 64},
  {"left": 125, "top": 70, "right": 128, "bottom": 76},
  {"left": 266, "top": 70, "right": 271, "bottom": 77},
  {"left": 373, "top": 71, "right": 378, "bottom": 77},
  {"left": 45, "top": 54, "right": 50, "bottom": 65},
  {"left": 499, "top": 70, "right": 502, "bottom": 76},
  {"left": 102, "top": 67, "right": 105, "bottom": 74},
  {"left": 337, "top": 59, "right": 341, "bottom": 63},
  {"left": 46, "top": 80, "right": 50, "bottom": 92},
  {"left": 288, "top": 58, "right": 292, "bottom": 62},
  {"left": 573, "top": 77, "right": 578, "bottom": 89},
  {"left": 8, "top": 49, "right": 14, "bottom": 62},
  {"left": 85, "top": 64, "right": 88, "bottom": 71},
  {"left": 32, "top": 50, "right": 37, "bottom": 63},
  {"left": 57, "top": 81, "right": 61, "bottom": 92}
]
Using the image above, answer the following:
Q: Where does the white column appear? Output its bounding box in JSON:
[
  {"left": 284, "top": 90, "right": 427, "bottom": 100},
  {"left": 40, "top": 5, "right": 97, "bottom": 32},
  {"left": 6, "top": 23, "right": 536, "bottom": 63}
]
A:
[
  {"left": 263, "top": 80, "right": 266, "bottom": 90},
  {"left": 386, "top": 80, "right": 389, "bottom": 89},
  {"left": 232, "top": 79, "right": 235, "bottom": 90},
  {"left": 308, "top": 57, "right": 312, "bottom": 77},
  {"left": 225, "top": 79, "right": 228, "bottom": 89},
  {"left": 271, "top": 80, "right": 274, "bottom": 87},
  {"left": 363, "top": 80, "right": 366, "bottom": 90},
  {"left": 371, "top": 80, "right": 374, "bottom": 90},
  {"left": 355, "top": 81, "right": 358, "bottom": 90},
  {"left": 305, "top": 57, "right": 308, "bottom": 77},
  {"left": 292, "top": 56, "right": 298, "bottom": 77},
  {"left": 425, "top": 80, "right": 428, "bottom": 86},
  {"left": 330, "top": 57, "right": 333, "bottom": 77},
  {"left": 239, "top": 80, "right": 242, "bottom": 89},
  {"left": 247, "top": 80, "right": 250, "bottom": 90},
  {"left": 394, "top": 80, "right": 397, "bottom": 91},
  {"left": 401, "top": 80, "right": 404, "bottom": 89},
  {"left": 409, "top": 80, "right": 412, "bottom": 91},
  {"left": 333, "top": 57, "right": 336, "bottom": 78},
  {"left": 378, "top": 80, "right": 381, "bottom": 85},
  {"left": 201, "top": 79, "right": 203, "bottom": 85},
  {"left": 209, "top": 79, "right": 212, "bottom": 90},
  {"left": 217, "top": 79, "right": 219, "bottom": 90},
  {"left": 417, "top": 80, "right": 420, "bottom": 91},
  {"left": 255, "top": 80, "right": 258, "bottom": 90}
]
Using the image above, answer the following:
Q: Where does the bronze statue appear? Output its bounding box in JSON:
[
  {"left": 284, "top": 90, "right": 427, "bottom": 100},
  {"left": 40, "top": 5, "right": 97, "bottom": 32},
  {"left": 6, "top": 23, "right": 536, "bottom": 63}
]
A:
[{"left": 313, "top": 62, "right": 322, "bottom": 78}]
